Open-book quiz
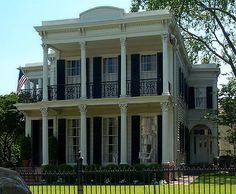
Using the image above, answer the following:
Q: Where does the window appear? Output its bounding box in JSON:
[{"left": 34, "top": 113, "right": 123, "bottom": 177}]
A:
[
  {"left": 140, "top": 116, "right": 157, "bottom": 163},
  {"left": 141, "top": 55, "right": 157, "bottom": 72},
  {"left": 103, "top": 57, "right": 118, "bottom": 74},
  {"left": 67, "top": 119, "right": 80, "bottom": 163},
  {"left": 65, "top": 60, "right": 81, "bottom": 84},
  {"left": 195, "top": 87, "right": 206, "bottom": 109},
  {"left": 102, "top": 117, "right": 118, "bottom": 164}
]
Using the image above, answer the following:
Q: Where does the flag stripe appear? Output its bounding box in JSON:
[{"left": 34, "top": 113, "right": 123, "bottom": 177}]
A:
[{"left": 17, "top": 68, "right": 27, "bottom": 94}]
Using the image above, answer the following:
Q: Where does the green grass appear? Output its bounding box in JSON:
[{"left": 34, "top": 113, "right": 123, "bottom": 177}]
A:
[
  {"left": 29, "top": 184, "right": 236, "bottom": 194},
  {"left": 29, "top": 174, "right": 236, "bottom": 194}
]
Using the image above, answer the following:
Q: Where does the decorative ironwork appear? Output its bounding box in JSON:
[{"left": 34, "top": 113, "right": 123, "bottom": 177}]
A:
[
  {"left": 18, "top": 88, "right": 42, "bottom": 103},
  {"left": 102, "top": 81, "right": 118, "bottom": 98},
  {"left": 65, "top": 84, "right": 81, "bottom": 99},
  {"left": 140, "top": 79, "right": 158, "bottom": 96},
  {"left": 19, "top": 78, "right": 163, "bottom": 103},
  {"left": 127, "top": 78, "right": 162, "bottom": 96}
]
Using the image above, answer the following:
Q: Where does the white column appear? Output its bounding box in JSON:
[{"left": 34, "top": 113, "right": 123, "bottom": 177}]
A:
[
  {"left": 79, "top": 104, "right": 87, "bottom": 165},
  {"left": 24, "top": 114, "right": 31, "bottom": 137},
  {"left": 80, "top": 41, "right": 87, "bottom": 98},
  {"left": 38, "top": 79, "right": 43, "bottom": 89},
  {"left": 119, "top": 103, "right": 128, "bottom": 164},
  {"left": 162, "top": 34, "right": 170, "bottom": 95},
  {"left": 161, "top": 102, "right": 171, "bottom": 164},
  {"left": 41, "top": 107, "right": 49, "bottom": 165},
  {"left": 42, "top": 44, "right": 49, "bottom": 101},
  {"left": 120, "top": 37, "right": 127, "bottom": 97}
]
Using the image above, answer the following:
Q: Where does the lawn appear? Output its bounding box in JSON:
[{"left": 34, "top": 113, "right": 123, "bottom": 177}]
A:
[
  {"left": 29, "top": 173, "right": 236, "bottom": 194},
  {"left": 29, "top": 184, "right": 236, "bottom": 194}
]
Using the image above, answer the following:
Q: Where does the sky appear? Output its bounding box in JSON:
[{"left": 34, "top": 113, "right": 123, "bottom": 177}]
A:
[
  {"left": 0, "top": 0, "right": 131, "bottom": 95},
  {"left": 0, "top": 0, "right": 229, "bottom": 95}
]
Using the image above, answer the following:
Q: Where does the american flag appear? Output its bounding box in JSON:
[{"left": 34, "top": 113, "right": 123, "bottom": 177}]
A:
[{"left": 17, "top": 68, "right": 27, "bottom": 94}]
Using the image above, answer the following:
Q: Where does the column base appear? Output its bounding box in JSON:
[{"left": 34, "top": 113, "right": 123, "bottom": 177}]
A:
[
  {"left": 162, "top": 162, "right": 175, "bottom": 183},
  {"left": 162, "top": 92, "right": 170, "bottom": 96}
]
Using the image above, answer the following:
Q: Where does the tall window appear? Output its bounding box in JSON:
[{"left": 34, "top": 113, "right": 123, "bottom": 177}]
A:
[
  {"left": 65, "top": 60, "right": 81, "bottom": 84},
  {"left": 102, "top": 117, "right": 118, "bottom": 164},
  {"left": 103, "top": 57, "right": 118, "bottom": 97},
  {"left": 140, "top": 116, "right": 157, "bottom": 163},
  {"left": 67, "top": 119, "right": 80, "bottom": 164},
  {"left": 141, "top": 55, "right": 157, "bottom": 72},
  {"left": 103, "top": 57, "right": 118, "bottom": 75},
  {"left": 195, "top": 87, "right": 206, "bottom": 109},
  {"left": 65, "top": 60, "right": 81, "bottom": 99}
]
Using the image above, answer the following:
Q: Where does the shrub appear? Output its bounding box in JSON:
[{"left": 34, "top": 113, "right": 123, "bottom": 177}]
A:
[
  {"left": 48, "top": 136, "right": 58, "bottom": 161},
  {"left": 20, "top": 136, "right": 31, "bottom": 160}
]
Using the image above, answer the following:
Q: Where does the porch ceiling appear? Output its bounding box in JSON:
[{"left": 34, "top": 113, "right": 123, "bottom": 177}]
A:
[{"left": 49, "top": 35, "right": 162, "bottom": 56}]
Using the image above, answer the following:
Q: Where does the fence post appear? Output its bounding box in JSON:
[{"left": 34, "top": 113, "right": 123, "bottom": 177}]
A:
[{"left": 77, "top": 150, "right": 84, "bottom": 194}]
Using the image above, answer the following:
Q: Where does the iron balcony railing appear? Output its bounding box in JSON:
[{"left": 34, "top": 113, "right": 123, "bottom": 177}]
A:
[
  {"left": 18, "top": 78, "right": 162, "bottom": 103},
  {"left": 18, "top": 88, "right": 42, "bottom": 103}
]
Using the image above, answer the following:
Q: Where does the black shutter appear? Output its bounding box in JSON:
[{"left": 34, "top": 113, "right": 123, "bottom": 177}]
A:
[
  {"left": 87, "top": 118, "right": 91, "bottom": 165},
  {"left": 131, "top": 54, "right": 140, "bottom": 96},
  {"left": 118, "top": 116, "right": 121, "bottom": 164},
  {"left": 93, "top": 117, "right": 102, "bottom": 164},
  {"left": 93, "top": 57, "right": 102, "bottom": 98},
  {"left": 131, "top": 116, "right": 140, "bottom": 164},
  {"left": 48, "top": 119, "right": 53, "bottom": 137},
  {"left": 118, "top": 55, "right": 121, "bottom": 97},
  {"left": 86, "top": 58, "right": 90, "bottom": 98},
  {"left": 32, "top": 120, "right": 42, "bottom": 166},
  {"left": 185, "top": 127, "right": 190, "bottom": 164},
  {"left": 188, "top": 87, "right": 195, "bottom": 109},
  {"left": 157, "top": 53, "right": 163, "bottom": 95},
  {"left": 206, "top": 86, "right": 213, "bottom": 109},
  {"left": 57, "top": 60, "right": 65, "bottom": 100},
  {"left": 181, "top": 72, "right": 184, "bottom": 98},
  {"left": 157, "top": 115, "right": 162, "bottom": 164},
  {"left": 58, "top": 119, "right": 66, "bottom": 164},
  {"left": 178, "top": 68, "right": 181, "bottom": 96}
]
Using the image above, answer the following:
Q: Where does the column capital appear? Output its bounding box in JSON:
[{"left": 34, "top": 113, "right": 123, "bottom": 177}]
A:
[
  {"left": 41, "top": 43, "right": 48, "bottom": 50},
  {"left": 160, "top": 102, "right": 169, "bottom": 112},
  {"left": 40, "top": 107, "right": 48, "bottom": 117},
  {"left": 161, "top": 33, "right": 169, "bottom": 42},
  {"left": 79, "top": 104, "right": 87, "bottom": 114},
  {"left": 119, "top": 103, "right": 128, "bottom": 113},
  {"left": 120, "top": 37, "right": 126, "bottom": 47},
  {"left": 80, "top": 41, "right": 86, "bottom": 49}
]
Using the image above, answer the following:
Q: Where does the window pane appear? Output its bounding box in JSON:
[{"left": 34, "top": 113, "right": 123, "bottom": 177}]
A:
[{"left": 141, "top": 55, "right": 157, "bottom": 72}]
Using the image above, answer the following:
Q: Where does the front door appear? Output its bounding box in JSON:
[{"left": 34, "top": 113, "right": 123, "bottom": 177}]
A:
[{"left": 190, "top": 128, "right": 212, "bottom": 164}]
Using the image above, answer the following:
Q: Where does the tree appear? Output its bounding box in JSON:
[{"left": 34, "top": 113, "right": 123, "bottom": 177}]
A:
[
  {"left": 218, "top": 78, "right": 236, "bottom": 155},
  {"left": 206, "top": 78, "right": 236, "bottom": 155},
  {"left": 131, "top": 0, "right": 236, "bottom": 76},
  {"left": 0, "top": 93, "right": 24, "bottom": 166}
]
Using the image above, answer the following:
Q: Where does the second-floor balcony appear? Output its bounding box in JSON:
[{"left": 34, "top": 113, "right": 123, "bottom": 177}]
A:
[{"left": 18, "top": 78, "right": 163, "bottom": 103}]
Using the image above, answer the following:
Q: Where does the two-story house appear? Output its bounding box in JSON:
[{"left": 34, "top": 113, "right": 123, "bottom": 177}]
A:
[{"left": 16, "top": 6, "right": 220, "bottom": 166}]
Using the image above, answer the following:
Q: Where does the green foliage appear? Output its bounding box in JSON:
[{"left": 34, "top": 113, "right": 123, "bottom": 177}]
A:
[
  {"left": 131, "top": 0, "right": 236, "bottom": 76},
  {"left": 20, "top": 135, "right": 31, "bottom": 160},
  {"left": 48, "top": 136, "right": 58, "bottom": 160},
  {"left": 205, "top": 78, "right": 236, "bottom": 153},
  {"left": 58, "top": 164, "right": 74, "bottom": 172},
  {"left": 0, "top": 93, "right": 24, "bottom": 166}
]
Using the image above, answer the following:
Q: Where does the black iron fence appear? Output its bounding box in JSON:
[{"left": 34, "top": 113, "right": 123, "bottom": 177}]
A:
[{"left": 17, "top": 166, "right": 236, "bottom": 194}]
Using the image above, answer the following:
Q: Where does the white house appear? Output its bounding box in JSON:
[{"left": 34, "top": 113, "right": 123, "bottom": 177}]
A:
[{"left": 16, "top": 6, "right": 220, "bottom": 166}]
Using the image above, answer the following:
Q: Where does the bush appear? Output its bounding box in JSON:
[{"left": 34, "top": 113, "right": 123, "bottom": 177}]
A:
[
  {"left": 20, "top": 136, "right": 31, "bottom": 160},
  {"left": 218, "top": 155, "right": 232, "bottom": 168},
  {"left": 58, "top": 164, "right": 74, "bottom": 172},
  {"left": 48, "top": 136, "right": 58, "bottom": 161}
]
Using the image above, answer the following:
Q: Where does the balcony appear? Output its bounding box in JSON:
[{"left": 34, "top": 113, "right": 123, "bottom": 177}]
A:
[
  {"left": 18, "top": 78, "right": 162, "bottom": 103},
  {"left": 18, "top": 88, "right": 42, "bottom": 103}
]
